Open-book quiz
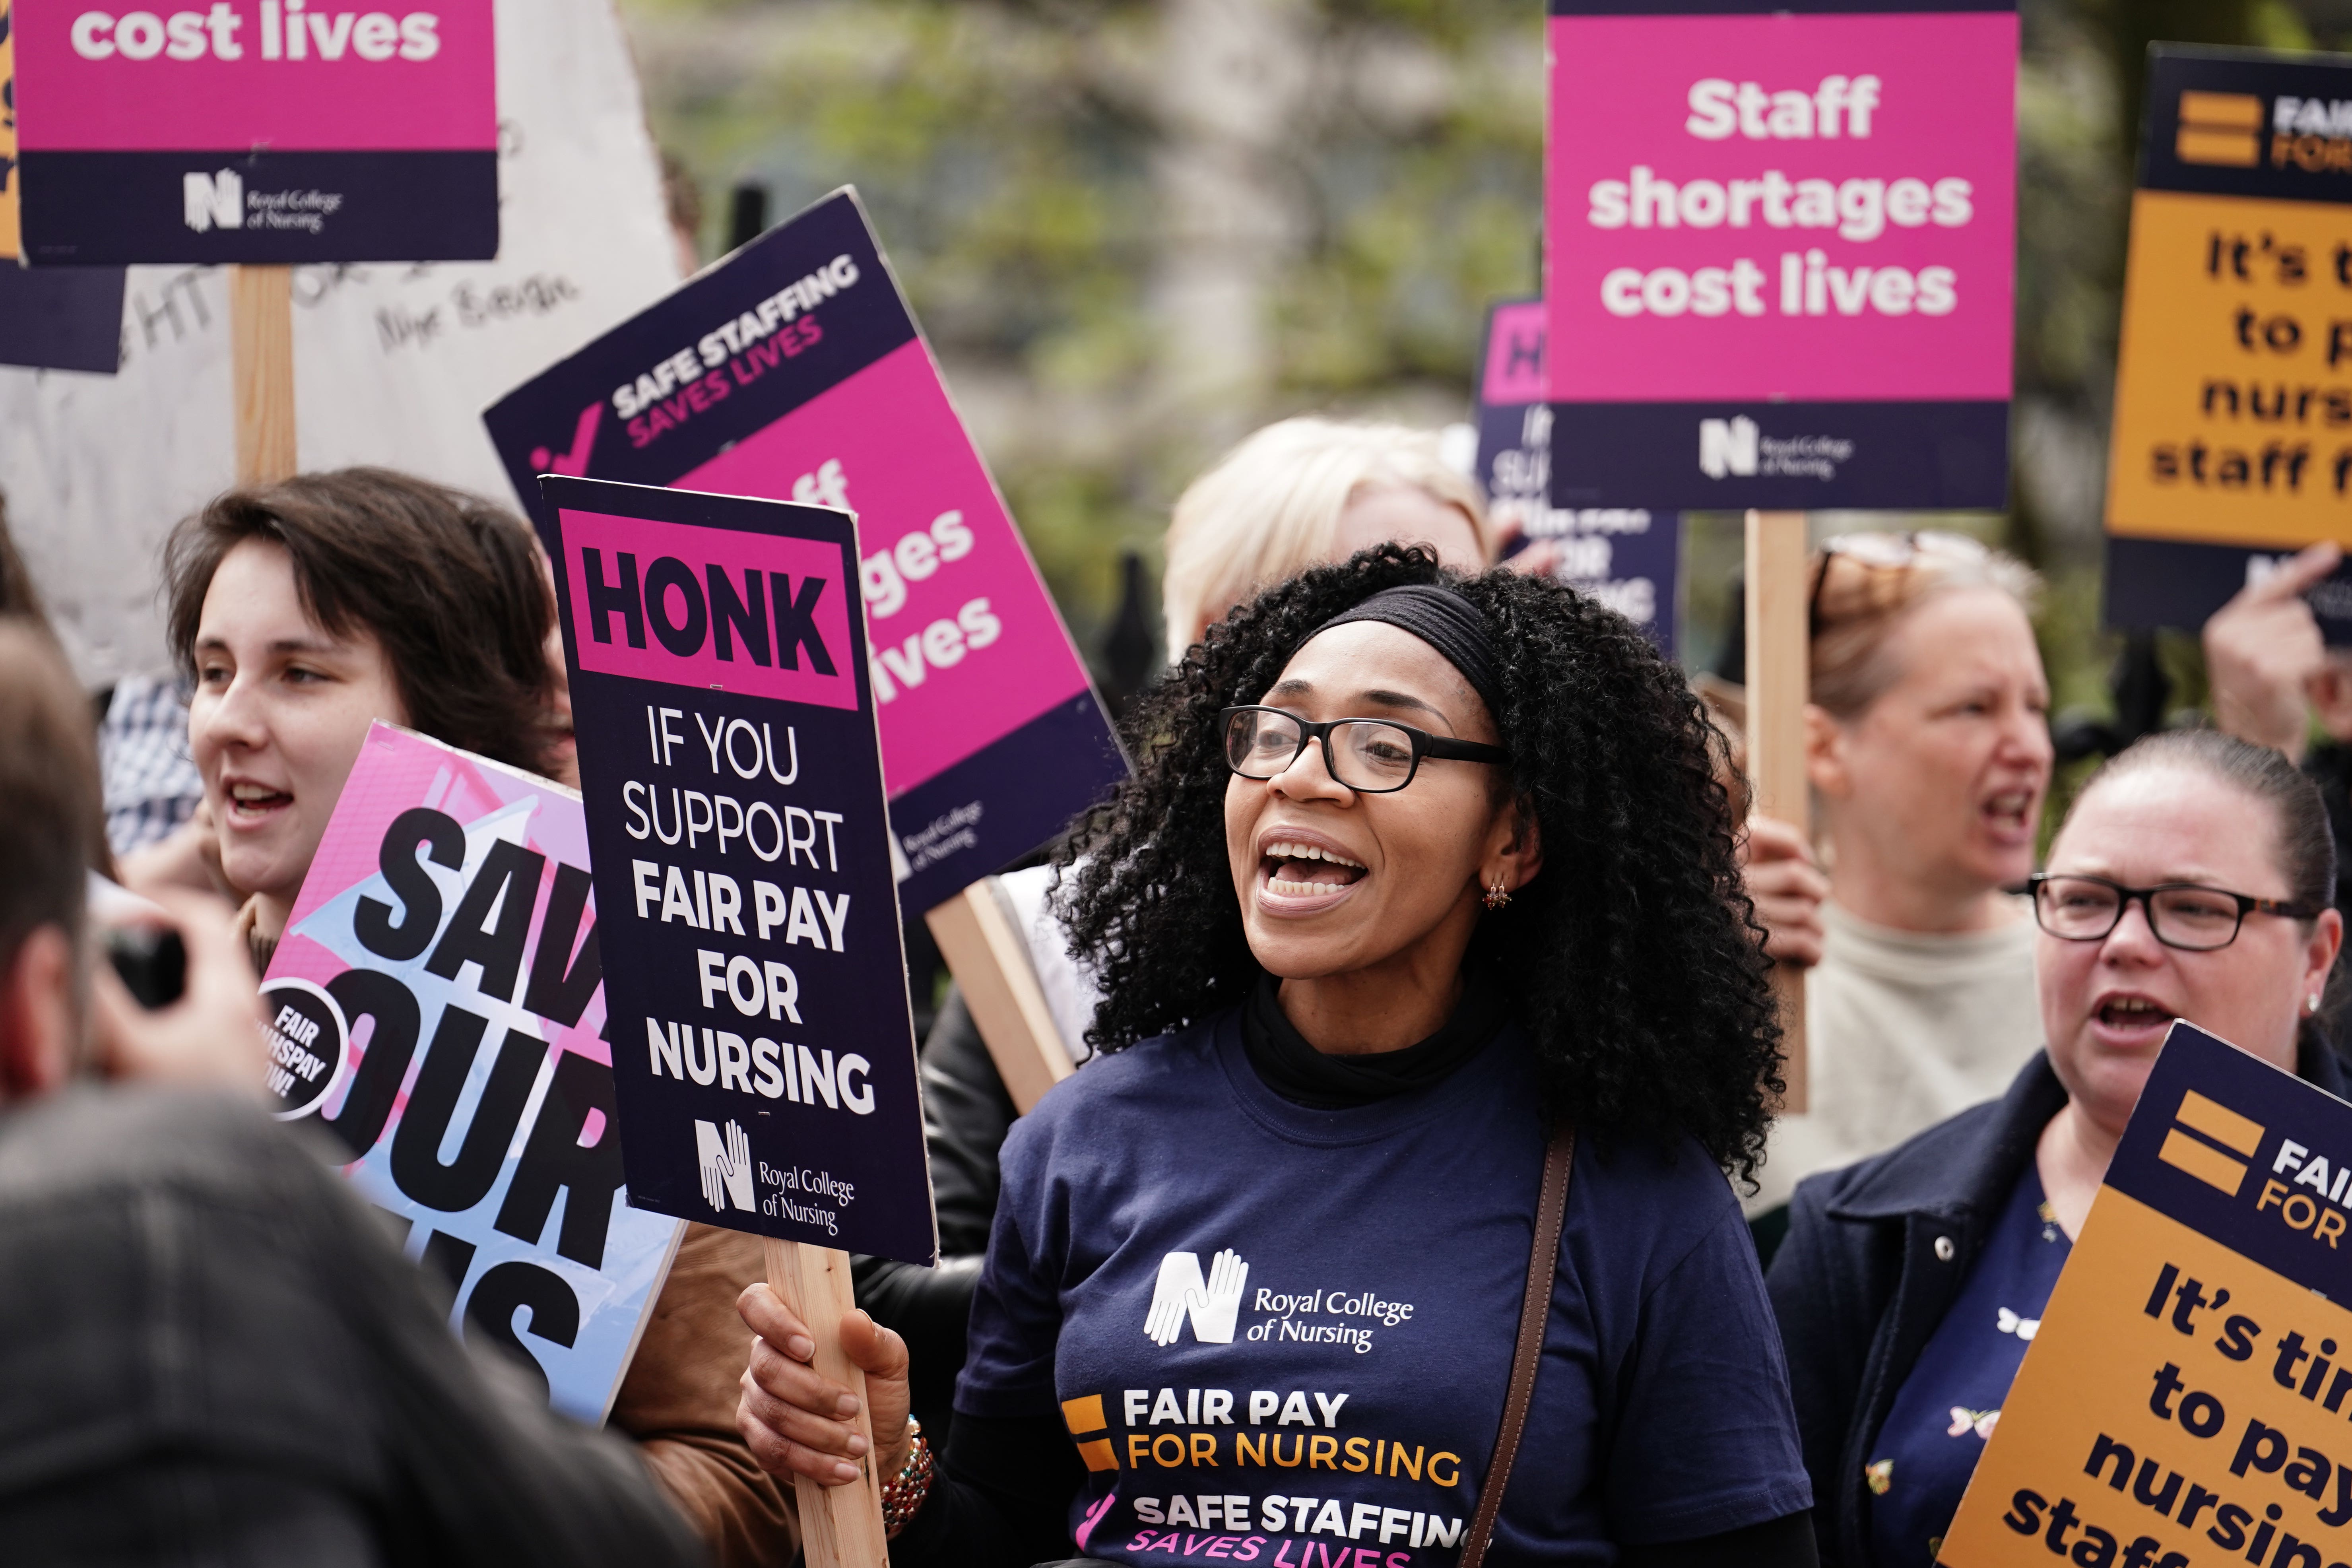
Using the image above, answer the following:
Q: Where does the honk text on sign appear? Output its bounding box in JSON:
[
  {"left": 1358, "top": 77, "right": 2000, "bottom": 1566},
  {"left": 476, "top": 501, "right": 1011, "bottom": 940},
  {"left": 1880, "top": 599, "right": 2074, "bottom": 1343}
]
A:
[
  {"left": 1943, "top": 1023, "right": 2352, "bottom": 1565},
  {"left": 2105, "top": 47, "right": 2352, "bottom": 642},
  {"left": 536, "top": 475, "right": 936, "bottom": 1264},
  {"left": 15, "top": 0, "right": 494, "bottom": 262},
  {"left": 486, "top": 187, "right": 1126, "bottom": 915},
  {"left": 1469, "top": 295, "right": 1679, "bottom": 652},
  {"left": 258, "top": 721, "right": 684, "bottom": 1424},
  {"left": 1543, "top": 0, "right": 2015, "bottom": 508}
]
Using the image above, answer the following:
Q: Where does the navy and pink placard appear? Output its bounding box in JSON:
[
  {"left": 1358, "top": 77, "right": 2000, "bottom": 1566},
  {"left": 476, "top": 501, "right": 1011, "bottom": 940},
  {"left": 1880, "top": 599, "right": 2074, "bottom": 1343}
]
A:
[
  {"left": 16, "top": 1, "right": 496, "bottom": 262},
  {"left": 536, "top": 475, "right": 935, "bottom": 1263},
  {"left": 1545, "top": 0, "right": 2014, "bottom": 509},
  {"left": 485, "top": 187, "right": 1126, "bottom": 915},
  {"left": 1473, "top": 297, "right": 1680, "bottom": 652}
]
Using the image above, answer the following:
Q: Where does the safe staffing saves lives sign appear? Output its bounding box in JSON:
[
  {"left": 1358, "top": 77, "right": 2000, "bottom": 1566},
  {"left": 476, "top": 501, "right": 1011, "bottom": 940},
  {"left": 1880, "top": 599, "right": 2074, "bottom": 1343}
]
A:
[
  {"left": 14, "top": 0, "right": 495, "bottom": 262},
  {"left": 2104, "top": 47, "right": 2352, "bottom": 641},
  {"left": 259, "top": 722, "right": 683, "bottom": 1424},
  {"left": 1943, "top": 1024, "right": 2352, "bottom": 1566},
  {"left": 484, "top": 188, "right": 1126, "bottom": 917},
  {"left": 536, "top": 476, "right": 935, "bottom": 1264},
  {"left": 1544, "top": 0, "right": 2015, "bottom": 508}
]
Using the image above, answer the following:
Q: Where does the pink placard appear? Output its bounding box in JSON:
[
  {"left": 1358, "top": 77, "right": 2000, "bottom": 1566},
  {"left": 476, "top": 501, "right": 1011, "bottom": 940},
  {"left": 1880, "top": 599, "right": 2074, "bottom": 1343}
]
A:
[
  {"left": 18, "top": 1, "right": 496, "bottom": 151},
  {"left": 1482, "top": 299, "right": 1548, "bottom": 405},
  {"left": 681, "top": 340, "right": 1093, "bottom": 795},
  {"left": 556, "top": 508, "right": 861, "bottom": 713},
  {"left": 1545, "top": 10, "right": 2015, "bottom": 403}
]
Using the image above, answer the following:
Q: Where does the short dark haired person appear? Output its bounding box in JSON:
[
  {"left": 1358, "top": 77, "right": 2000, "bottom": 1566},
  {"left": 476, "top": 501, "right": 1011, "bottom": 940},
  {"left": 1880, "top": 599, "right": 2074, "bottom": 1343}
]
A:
[
  {"left": 152, "top": 470, "right": 794, "bottom": 1567},
  {"left": 1768, "top": 730, "right": 2346, "bottom": 1567},
  {"left": 156, "top": 468, "right": 564, "bottom": 970},
  {"left": 737, "top": 545, "right": 1816, "bottom": 1566},
  {"left": 0, "top": 622, "right": 705, "bottom": 1568}
]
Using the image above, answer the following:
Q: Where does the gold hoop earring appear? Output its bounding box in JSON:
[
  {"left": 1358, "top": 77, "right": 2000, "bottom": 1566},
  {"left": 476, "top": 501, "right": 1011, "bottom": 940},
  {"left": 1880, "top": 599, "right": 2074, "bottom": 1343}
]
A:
[{"left": 1483, "top": 881, "right": 1512, "bottom": 910}]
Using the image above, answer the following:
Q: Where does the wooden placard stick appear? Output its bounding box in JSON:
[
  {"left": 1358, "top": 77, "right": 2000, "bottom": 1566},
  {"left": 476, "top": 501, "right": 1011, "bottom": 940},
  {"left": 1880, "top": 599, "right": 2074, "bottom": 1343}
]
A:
[
  {"left": 230, "top": 264, "right": 297, "bottom": 484},
  {"left": 925, "top": 877, "right": 1074, "bottom": 1115},
  {"left": 762, "top": 1237, "right": 889, "bottom": 1568},
  {"left": 1745, "top": 508, "right": 1809, "bottom": 1114}
]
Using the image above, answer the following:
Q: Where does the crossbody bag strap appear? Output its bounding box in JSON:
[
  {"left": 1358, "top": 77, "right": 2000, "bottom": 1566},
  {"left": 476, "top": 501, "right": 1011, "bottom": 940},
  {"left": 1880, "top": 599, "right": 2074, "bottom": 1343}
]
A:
[{"left": 1457, "top": 1127, "right": 1577, "bottom": 1568}]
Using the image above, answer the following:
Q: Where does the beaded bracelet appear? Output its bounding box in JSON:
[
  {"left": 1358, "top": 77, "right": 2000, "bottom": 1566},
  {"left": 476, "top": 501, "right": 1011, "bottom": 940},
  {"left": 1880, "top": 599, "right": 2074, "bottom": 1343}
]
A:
[{"left": 880, "top": 1416, "right": 935, "bottom": 1539}]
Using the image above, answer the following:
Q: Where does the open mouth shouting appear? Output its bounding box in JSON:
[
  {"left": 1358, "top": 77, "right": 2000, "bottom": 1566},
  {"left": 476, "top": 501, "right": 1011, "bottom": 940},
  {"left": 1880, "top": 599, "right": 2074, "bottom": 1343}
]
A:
[
  {"left": 1980, "top": 787, "right": 2037, "bottom": 846},
  {"left": 1258, "top": 832, "right": 1368, "bottom": 911},
  {"left": 2090, "top": 990, "right": 2177, "bottom": 1050}
]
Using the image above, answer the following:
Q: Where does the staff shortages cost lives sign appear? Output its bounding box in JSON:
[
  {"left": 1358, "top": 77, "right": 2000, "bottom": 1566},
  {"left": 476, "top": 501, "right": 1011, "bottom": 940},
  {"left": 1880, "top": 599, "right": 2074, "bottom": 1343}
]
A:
[
  {"left": 1545, "top": 0, "right": 2015, "bottom": 509},
  {"left": 14, "top": 0, "right": 495, "bottom": 261}
]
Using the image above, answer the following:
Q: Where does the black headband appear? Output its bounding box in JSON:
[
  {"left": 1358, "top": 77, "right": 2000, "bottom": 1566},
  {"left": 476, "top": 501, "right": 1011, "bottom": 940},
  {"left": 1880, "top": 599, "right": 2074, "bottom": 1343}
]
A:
[{"left": 1307, "top": 584, "right": 1504, "bottom": 720}]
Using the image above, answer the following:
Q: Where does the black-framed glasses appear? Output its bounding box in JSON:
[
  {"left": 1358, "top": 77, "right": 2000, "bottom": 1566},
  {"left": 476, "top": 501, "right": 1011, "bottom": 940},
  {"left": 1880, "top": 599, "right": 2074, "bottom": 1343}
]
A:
[
  {"left": 2022, "top": 872, "right": 2322, "bottom": 952},
  {"left": 1219, "top": 705, "right": 1508, "bottom": 794}
]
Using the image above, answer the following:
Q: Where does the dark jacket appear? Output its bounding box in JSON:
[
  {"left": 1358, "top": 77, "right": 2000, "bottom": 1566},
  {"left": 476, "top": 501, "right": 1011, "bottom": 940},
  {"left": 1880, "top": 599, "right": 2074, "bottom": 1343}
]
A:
[
  {"left": 1766, "top": 1038, "right": 2350, "bottom": 1568},
  {"left": 0, "top": 1086, "right": 706, "bottom": 1568}
]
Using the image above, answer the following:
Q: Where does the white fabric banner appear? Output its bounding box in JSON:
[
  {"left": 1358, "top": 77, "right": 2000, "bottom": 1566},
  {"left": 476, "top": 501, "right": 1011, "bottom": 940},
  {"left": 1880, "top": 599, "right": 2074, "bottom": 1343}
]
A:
[{"left": 2, "top": 0, "right": 681, "bottom": 688}]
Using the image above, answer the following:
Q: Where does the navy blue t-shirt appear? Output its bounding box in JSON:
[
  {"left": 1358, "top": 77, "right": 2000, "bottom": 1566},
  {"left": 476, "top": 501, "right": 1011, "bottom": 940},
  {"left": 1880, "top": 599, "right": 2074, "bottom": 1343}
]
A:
[
  {"left": 1866, "top": 1164, "right": 2070, "bottom": 1568},
  {"left": 955, "top": 1009, "right": 1811, "bottom": 1566}
]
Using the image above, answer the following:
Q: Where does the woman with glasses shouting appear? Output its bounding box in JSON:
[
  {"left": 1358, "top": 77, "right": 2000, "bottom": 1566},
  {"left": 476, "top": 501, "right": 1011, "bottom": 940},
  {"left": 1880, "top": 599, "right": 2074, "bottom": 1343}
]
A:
[
  {"left": 1768, "top": 729, "right": 2347, "bottom": 1568},
  {"left": 734, "top": 544, "right": 1818, "bottom": 1566}
]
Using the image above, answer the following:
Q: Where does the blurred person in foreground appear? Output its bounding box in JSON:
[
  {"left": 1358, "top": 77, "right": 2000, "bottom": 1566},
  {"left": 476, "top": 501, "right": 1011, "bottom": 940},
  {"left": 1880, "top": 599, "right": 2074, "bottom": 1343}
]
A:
[
  {"left": 136, "top": 469, "right": 791, "bottom": 1568},
  {"left": 1768, "top": 730, "right": 2343, "bottom": 1566},
  {"left": 0, "top": 621, "right": 705, "bottom": 1568},
  {"left": 1741, "top": 533, "right": 2054, "bottom": 1245}
]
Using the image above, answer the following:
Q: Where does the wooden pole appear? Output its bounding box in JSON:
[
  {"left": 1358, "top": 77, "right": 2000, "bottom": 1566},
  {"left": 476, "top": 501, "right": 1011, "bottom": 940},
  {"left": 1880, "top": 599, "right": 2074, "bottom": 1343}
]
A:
[
  {"left": 762, "top": 1238, "right": 889, "bottom": 1568},
  {"left": 230, "top": 264, "right": 296, "bottom": 483},
  {"left": 1745, "top": 509, "right": 1809, "bottom": 1114},
  {"left": 925, "top": 878, "right": 1074, "bottom": 1115}
]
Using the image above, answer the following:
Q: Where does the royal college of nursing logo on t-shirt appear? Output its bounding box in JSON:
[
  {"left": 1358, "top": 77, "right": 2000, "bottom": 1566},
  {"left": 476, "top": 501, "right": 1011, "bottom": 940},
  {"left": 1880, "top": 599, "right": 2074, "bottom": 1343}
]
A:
[
  {"left": 1145, "top": 1249, "right": 1251, "bottom": 1346},
  {"left": 1143, "top": 1247, "right": 1421, "bottom": 1355}
]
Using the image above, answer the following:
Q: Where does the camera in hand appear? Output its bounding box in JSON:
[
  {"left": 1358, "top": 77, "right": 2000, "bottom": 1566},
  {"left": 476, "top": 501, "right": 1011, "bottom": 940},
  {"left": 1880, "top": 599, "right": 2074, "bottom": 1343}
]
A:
[{"left": 106, "top": 926, "right": 186, "bottom": 1011}]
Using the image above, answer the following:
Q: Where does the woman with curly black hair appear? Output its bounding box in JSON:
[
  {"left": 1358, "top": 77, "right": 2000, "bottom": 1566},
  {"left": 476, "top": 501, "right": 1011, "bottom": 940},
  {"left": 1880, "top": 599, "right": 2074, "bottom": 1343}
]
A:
[{"left": 738, "top": 544, "right": 1816, "bottom": 1565}]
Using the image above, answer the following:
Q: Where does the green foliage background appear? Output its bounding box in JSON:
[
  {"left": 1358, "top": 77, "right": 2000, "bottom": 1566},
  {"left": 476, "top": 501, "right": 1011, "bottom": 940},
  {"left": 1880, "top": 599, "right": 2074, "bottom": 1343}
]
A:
[{"left": 618, "top": 0, "right": 2352, "bottom": 740}]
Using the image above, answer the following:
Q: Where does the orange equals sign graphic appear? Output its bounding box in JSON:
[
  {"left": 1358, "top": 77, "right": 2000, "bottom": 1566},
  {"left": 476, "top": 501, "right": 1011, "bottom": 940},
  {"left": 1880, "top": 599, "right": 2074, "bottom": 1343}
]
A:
[
  {"left": 1062, "top": 1394, "right": 1120, "bottom": 1472},
  {"left": 2177, "top": 91, "right": 2265, "bottom": 167}
]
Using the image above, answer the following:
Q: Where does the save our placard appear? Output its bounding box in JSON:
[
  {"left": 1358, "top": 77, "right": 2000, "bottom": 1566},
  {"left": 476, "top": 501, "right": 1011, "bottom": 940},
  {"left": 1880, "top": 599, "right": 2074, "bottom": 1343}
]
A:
[
  {"left": 1943, "top": 1024, "right": 2352, "bottom": 1566},
  {"left": 2105, "top": 47, "right": 2352, "bottom": 641},
  {"left": 535, "top": 475, "right": 935, "bottom": 1264},
  {"left": 260, "top": 721, "right": 684, "bottom": 1424},
  {"left": 14, "top": 0, "right": 496, "bottom": 262},
  {"left": 1543, "top": 0, "right": 2015, "bottom": 508},
  {"left": 485, "top": 188, "right": 1126, "bottom": 918},
  {"left": 1472, "top": 297, "right": 1679, "bottom": 652}
]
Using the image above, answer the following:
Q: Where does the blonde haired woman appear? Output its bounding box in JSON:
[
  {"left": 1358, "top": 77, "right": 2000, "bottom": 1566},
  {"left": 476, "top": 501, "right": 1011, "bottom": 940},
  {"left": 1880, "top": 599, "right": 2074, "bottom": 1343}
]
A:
[
  {"left": 1748, "top": 532, "right": 2055, "bottom": 1236},
  {"left": 1159, "top": 417, "right": 1488, "bottom": 657}
]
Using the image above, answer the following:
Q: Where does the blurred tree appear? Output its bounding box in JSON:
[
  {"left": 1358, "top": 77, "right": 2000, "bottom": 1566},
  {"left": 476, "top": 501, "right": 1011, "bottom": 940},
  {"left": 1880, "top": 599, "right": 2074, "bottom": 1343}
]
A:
[
  {"left": 617, "top": 0, "right": 1539, "bottom": 669},
  {"left": 619, "top": 0, "right": 2346, "bottom": 735}
]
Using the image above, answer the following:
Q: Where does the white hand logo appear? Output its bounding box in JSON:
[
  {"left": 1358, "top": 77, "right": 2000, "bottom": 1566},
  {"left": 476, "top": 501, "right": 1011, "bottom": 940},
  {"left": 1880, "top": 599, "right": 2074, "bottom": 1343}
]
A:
[
  {"left": 695, "top": 1118, "right": 755, "bottom": 1213},
  {"left": 1143, "top": 1248, "right": 1249, "bottom": 1345}
]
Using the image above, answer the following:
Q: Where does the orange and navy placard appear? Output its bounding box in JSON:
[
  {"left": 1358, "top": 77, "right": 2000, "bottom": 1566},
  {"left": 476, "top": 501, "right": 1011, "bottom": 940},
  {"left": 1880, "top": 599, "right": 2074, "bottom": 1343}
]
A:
[
  {"left": 1942, "top": 1023, "right": 2352, "bottom": 1566},
  {"left": 2107, "top": 45, "right": 2352, "bottom": 640}
]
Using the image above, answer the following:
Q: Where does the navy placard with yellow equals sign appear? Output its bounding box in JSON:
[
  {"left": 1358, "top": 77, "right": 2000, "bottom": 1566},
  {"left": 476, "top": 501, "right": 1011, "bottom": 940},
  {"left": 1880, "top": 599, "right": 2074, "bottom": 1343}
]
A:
[{"left": 1944, "top": 1024, "right": 2352, "bottom": 1565}]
